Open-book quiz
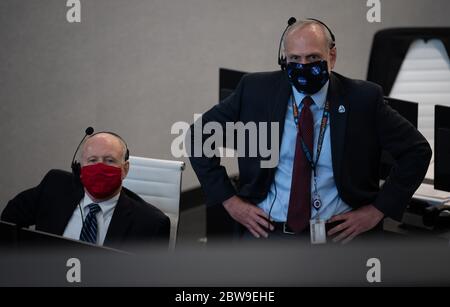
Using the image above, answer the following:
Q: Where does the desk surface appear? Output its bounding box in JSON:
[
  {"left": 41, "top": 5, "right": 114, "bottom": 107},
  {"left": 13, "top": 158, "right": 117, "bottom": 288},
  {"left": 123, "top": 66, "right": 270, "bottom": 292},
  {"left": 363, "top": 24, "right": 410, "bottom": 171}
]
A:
[{"left": 414, "top": 182, "right": 450, "bottom": 205}]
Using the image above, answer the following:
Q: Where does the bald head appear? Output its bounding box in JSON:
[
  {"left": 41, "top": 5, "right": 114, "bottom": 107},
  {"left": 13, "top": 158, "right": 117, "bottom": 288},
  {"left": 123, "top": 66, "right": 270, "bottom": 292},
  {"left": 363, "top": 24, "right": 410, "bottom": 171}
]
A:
[
  {"left": 284, "top": 20, "right": 334, "bottom": 50},
  {"left": 81, "top": 133, "right": 128, "bottom": 167},
  {"left": 283, "top": 20, "right": 337, "bottom": 70}
]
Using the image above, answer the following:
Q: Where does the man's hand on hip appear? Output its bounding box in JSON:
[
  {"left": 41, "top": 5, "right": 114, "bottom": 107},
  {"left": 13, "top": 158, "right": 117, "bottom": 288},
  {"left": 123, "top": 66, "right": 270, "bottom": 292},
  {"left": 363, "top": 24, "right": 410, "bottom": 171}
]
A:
[
  {"left": 327, "top": 204, "right": 384, "bottom": 244},
  {"left": 223, "top": 195, "right": 274, "bottom": 238}
]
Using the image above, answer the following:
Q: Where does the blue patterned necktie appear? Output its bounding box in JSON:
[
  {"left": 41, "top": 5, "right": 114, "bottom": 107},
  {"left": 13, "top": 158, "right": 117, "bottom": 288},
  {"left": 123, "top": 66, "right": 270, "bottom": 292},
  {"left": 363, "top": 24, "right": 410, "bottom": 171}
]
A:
[{"left": 79, "top": 203, "right": 101, "bottom": 244}]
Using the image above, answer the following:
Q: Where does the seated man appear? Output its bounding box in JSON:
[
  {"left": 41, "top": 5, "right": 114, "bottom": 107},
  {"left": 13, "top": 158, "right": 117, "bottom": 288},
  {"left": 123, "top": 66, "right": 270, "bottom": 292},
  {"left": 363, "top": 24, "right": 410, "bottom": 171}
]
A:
[{"left": 1, "top": 132, "right": 170, "bottom": 251}]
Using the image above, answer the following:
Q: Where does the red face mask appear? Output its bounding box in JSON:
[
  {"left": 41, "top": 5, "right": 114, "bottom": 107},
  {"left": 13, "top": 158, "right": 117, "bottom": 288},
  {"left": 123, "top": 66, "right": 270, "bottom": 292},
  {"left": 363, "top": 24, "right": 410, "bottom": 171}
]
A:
[{"left": 80, "top": 163, "right": 123, "bottom": 200}]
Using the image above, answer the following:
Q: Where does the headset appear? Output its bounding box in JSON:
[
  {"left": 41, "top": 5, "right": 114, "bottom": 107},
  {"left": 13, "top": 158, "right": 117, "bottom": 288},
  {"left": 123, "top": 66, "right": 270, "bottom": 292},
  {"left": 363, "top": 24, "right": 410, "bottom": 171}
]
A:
[
  {"left": 71, "top": 127, "right": 130, "bottom": 179},
  {"left": 265, "top": 17, "right": 336, "bottom": 235},
  {"left": 277, "top": 17, "right": 336, "bottom": 71}
]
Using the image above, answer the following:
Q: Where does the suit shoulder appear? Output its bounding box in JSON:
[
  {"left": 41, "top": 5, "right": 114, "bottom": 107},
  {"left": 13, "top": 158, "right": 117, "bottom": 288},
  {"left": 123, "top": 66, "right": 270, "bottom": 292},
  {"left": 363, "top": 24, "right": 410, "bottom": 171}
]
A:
[
  {"left": 123, "top": 188, "right": 169, "bottom": 223},
  {"left": 242, "top": 70, "right": 285, "bottom": 83},
  {"left": 45, "top": 169, "right": 73, "bottom": 178},
  {"left": 240, "top": 70, "right": 287, "bottom": 92},
  {"left": 333, "top": 72, "right": 383, "bottom": 96},
  {"left": 135, "top": 200, "right": 169, "bottom": 222},
  {"left": 39, "top": 169, "right": 75, "bottom": 185}
]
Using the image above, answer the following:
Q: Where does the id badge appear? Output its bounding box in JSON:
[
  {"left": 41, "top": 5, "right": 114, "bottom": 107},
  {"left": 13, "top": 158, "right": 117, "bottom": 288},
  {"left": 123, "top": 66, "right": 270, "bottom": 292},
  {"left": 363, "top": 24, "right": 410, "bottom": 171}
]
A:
[{"left": 310, "top": 219, "right": 327, "bottom": 244}]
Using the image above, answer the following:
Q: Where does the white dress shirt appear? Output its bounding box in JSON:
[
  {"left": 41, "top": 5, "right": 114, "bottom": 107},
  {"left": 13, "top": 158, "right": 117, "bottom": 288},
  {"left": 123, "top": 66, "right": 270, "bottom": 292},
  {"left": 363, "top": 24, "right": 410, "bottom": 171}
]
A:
[{"left": 63, "top": 193, "right": 119, "bottom": 245}]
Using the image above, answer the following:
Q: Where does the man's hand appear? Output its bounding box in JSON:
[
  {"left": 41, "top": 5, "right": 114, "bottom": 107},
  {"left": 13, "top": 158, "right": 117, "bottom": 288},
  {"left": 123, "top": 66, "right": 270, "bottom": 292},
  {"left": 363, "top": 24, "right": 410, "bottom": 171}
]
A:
[
  {"left": 223, "top": 195, "right": 274, "bottom": 238},
  {"left": 327, "top": 205, "right": 384, "bottom": 244}
]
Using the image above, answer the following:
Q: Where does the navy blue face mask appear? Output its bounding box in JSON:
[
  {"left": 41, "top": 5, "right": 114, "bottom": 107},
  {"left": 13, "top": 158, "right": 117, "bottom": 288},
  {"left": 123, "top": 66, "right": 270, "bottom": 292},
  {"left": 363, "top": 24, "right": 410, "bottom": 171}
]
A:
[{"left": 286, "top": 60, "right": 330, "bottom": 95}]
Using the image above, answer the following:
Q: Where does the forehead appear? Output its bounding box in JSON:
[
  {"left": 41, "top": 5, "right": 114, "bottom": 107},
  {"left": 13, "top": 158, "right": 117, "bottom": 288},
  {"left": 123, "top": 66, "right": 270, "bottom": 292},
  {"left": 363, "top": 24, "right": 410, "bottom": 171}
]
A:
[
  {"left": 285, "top": 24, "right": 328, "bottom": 53},
  {"left": 82, "top": 134, "right": 123, "bottom": 157}
]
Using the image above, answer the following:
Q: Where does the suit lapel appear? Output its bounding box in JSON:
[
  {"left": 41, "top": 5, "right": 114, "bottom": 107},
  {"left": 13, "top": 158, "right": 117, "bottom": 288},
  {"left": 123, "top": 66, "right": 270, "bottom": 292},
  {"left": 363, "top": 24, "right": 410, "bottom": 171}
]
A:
[
  {"left": 263, "top": 71, "right": 291, "bottom": 183},
  {"left": 103, "top": 190, "right": 134, "bottom": 247},
  {"left": 272, "top": 72, "right": 291, "bottom": 149},
  {"left": 328, "top": 73, "right": 348, "bottom": 188}
]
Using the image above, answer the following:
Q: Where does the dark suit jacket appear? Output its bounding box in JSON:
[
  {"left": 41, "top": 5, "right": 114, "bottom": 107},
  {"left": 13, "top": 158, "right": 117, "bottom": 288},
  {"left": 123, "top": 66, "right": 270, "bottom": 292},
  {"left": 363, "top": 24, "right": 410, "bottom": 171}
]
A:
[
  {"left": 189, "top": 71, "right": 432, "bottom": 221},
  {"left": 1, "top": 169, "right": 170, "bottom": 251}
]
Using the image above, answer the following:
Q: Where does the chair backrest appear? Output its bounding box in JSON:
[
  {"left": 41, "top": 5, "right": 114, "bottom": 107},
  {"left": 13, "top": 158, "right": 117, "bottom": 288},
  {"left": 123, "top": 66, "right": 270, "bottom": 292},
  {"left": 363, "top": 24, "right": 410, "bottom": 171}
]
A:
[
  {"left": 122, "top": 156, "right": 185, "bottom": 250},
  {"left": 390, "top": 39, "right": 450, "bottom": 179},
  {"left": 367, "top": 28, "right": 450, "bottom": 180}
]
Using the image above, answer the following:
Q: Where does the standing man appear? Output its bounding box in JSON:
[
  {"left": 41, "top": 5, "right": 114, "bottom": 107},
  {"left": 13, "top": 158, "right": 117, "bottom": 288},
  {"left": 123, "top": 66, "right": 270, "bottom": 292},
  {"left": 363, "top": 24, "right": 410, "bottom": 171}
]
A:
[
  {"left": 2, "top": 132, "right": 170, "bottom": 250},
  {"left": 189, "top": 19, "right": 431, "bottom": 243}
]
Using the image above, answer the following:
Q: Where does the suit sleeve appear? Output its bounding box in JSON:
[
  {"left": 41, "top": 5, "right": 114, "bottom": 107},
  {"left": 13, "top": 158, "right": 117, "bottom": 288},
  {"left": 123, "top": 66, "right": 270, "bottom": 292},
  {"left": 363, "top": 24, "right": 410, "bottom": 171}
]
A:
[
  {"left": 374, "top": 88, "right": 432, "bottom": 220},
  {"left": 155, "top": 214, "right": 170, "bottom": 241},
  {"left": 1, "top": 171, "right": 53, "bottom": 227},
  {"left": 138, "top": 209, "right": 170, "bottom": 249},
  {"left": 188, "top": 75, "right": 246, "bottom": 206}
]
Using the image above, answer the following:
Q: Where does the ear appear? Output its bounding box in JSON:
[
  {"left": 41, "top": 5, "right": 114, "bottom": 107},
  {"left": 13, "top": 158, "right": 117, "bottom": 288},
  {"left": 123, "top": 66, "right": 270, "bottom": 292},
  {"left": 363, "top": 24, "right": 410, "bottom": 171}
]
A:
[
  {"left": 329, "top": 46, "right": 337, "bottom": 71},
  {"left": 122, "top": 161, "right": 130, "bottom": 180}
]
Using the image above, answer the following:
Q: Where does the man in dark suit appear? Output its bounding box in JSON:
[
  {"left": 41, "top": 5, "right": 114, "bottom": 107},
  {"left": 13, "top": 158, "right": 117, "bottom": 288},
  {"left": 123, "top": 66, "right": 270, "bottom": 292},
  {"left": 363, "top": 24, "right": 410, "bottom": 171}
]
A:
[
  {"left": 1, "top": 132, "right": 170, "bottom": 251},
  {"left": 189, "top": 19, "right": 432, "bottom": 243}
]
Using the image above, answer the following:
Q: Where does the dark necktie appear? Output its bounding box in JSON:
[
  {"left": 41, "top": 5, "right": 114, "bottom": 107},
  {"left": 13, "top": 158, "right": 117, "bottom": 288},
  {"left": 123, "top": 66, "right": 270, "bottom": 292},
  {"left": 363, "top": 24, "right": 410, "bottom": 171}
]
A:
[
  {"left": 79, "top": 203, "right": 101, "bottom": 244},
  {"left": 287, "top": 96, "right": 314, "bottom": 233}
]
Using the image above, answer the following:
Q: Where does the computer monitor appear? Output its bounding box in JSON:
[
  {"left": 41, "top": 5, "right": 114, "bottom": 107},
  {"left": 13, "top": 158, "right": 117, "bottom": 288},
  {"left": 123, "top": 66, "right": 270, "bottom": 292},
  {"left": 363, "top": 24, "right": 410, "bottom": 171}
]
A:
[
  {"left": 379, "top": 97, "right": 419, "bottom": 179},
  {"left": 0, "top": 221, "right": 124, "bottom": 253},
  {"left": 434, "top": 105, "right": 450, "bottom": 192},
  {"left": 219, "top": 68, "right": 247, "bottom": 101}
]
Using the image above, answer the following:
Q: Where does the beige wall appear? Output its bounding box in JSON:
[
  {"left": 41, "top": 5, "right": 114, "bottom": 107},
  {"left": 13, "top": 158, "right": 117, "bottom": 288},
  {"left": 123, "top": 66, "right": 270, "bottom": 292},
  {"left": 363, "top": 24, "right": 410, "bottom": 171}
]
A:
[{"left": 1, "top": 0, "right": 449, "bottom": 209}]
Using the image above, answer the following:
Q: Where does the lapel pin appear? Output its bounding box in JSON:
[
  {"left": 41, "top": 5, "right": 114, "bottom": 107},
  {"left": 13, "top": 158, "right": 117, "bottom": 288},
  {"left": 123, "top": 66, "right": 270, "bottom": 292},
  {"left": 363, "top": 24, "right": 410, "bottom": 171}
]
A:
[{"left": 338, "top": 105, "right": 346, "bottom": 114}]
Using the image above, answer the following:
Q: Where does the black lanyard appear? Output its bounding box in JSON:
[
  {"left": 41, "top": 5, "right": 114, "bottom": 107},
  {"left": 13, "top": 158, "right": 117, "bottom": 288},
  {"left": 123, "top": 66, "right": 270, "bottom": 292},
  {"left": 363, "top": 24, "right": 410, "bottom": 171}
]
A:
[{"left": 291, "top": 94, "right": 330, "bottom": 178}]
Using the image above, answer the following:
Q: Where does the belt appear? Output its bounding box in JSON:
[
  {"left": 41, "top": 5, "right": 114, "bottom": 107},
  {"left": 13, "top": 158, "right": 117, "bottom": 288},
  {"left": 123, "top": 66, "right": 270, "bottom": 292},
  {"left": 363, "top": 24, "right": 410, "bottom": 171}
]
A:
[
  {"left": 271, "top": 221, "right": 343, "bottom": 235},
  {"left": 271, "top": 222, "right": 303, "bottom": 235}
]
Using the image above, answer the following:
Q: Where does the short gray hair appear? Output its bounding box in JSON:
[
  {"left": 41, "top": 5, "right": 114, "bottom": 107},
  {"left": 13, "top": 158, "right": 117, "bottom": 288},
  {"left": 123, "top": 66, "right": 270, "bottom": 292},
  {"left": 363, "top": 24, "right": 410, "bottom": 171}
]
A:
[{"left": 283, "top": 19, "right": 335, "bottom": 50}]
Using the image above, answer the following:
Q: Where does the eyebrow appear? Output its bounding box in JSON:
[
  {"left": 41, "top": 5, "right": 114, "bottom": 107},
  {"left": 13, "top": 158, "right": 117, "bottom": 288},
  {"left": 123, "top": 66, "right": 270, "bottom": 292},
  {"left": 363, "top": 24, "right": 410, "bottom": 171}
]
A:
[
  {"left": 86, "top": 155, "right": 118, "bottom": 161},
  {"left": 288, "top": 52, "right": 322, "bottom": 58}
]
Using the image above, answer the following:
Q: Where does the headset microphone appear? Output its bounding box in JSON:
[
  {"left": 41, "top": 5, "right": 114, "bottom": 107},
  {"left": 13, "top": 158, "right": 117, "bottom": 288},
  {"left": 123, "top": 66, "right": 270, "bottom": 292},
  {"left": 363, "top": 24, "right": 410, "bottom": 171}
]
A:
[
  {"left": 71, "top": 127, "right": 94, "bottom": 178},
  {"left": 287, "top": 17, "right": 297, "bottom": 26}
]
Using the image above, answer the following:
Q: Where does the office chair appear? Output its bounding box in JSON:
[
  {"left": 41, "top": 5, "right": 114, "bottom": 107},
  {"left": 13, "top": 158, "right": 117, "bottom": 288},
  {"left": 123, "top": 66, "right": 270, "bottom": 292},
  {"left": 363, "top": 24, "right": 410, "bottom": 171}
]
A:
[
  {"left": 367, "top": 28, "right": 450, "bottom": 179},
  {"left": 122, "top": 156, "right": 185, "bottom": 250}
]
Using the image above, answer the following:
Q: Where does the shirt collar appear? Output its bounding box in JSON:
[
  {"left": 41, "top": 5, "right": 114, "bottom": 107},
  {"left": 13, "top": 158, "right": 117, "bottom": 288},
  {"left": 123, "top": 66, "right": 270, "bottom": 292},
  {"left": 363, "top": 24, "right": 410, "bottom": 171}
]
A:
[
  {"left": 292, "top": 80, "right": 330, "bottom": 109},
  {"left": 81, "top": 192, "right": 120, "bottom": 215}
]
